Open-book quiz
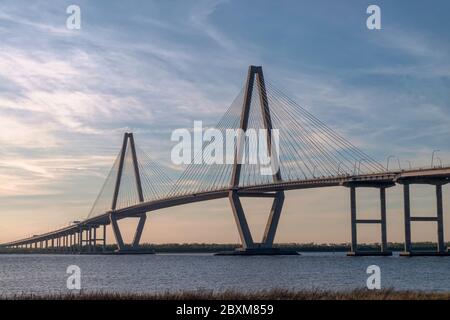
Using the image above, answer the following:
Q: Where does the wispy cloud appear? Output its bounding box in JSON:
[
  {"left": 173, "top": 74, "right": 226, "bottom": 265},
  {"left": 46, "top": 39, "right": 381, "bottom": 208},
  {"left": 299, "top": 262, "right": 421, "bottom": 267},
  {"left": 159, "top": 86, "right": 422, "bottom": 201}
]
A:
[
  {"left": 0, "top": 154, "right": 115, "bottom": 196},
  {"left": 188, "top": 0, "right": 236, "bottom": 52},
  {"left": 363, "top": 27, "right": 450, "bottom": 78},
  {"left": 0, "top": 0, "right": 245, "bottom": 203}
]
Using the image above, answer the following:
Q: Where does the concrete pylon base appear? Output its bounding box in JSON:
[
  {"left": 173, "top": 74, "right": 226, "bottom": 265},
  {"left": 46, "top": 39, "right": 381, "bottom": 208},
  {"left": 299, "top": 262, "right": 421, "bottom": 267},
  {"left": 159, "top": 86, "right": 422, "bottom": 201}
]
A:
[
  {"left": 215, "top": 247, "right": 299, "bottom": 256},
  {"left": 113, "top": 248, "right": 155, "bottom": 255},
  {"left": 400, "top": 251, "right": 450, "bottom": 257},
  {"left": 347, "top": 251, "right": 392, "bottom": 257}
]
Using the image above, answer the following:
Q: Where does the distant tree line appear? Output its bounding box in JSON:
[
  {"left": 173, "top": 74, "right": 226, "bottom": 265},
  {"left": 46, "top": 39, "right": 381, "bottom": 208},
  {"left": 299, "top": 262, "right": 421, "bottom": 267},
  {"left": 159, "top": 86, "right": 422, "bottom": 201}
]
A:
[
  {"left": 140, "top": 242, "right": 443, "bottom": 253},
  {"left": 1, "top": 242, "right": 445, "bottom": 254}
]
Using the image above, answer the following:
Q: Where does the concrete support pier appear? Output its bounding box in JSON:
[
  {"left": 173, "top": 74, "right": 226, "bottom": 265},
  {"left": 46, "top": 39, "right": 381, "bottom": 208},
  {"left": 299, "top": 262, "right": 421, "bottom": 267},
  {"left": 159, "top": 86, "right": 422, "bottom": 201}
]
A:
[
  {"left": 216, "top": 191, "right": 298, "bottom": 256},
  {"left": 102, "top": 224, "right": 107, "bottom": 252},
  {"left": 398, "top": 178, "right": 450, "bottom": 256},
  {"left": 344, "top": 181, "right": 394, "bottom": 256},
  {"left": 215, "top": 246, "right": 299, "bottom": 256}
]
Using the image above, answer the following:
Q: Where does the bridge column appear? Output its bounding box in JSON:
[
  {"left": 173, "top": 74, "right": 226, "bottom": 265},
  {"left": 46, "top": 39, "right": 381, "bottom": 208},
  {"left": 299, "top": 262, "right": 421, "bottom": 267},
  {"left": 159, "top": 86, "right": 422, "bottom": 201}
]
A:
[
  {"left": 436, "top": 184, "right": 445, "bottom": 253},
  {"left": 88, "top": 227, "right": 92, "bottom": 253},
  {"left": 216, "top": 190, "right": 297, "bottom": 255},
  {"left": 102, "top": 224, "right": 107, "bottom": 252},
  {"left": 84, "top": 229, "right": 87, "bottom": 252},
  {"left": 401, "top": 183, "right": 413, "bottom": 255},
  {"left": 350, "top": 186, "right": 357, "bottom": 252},
  {"left": 93, "top": 226, "right": 97, "bottom": 253},
  {"left": 132, "top": 214, "right": 146, "bottom": 250},
  {"left": 78, "top": 229, "right": 82, "bottom": 252},
  {"left": 345, "top": 181, "right": 393, "bottom": 256},
  {"left": 84, "top": 228, "right": 87, "bottom": 252},
  {"left": 380, "top": 187, "right": 388, "bottom": 252},
  {"left": 262, "top": 191, "right": 285, "bottom": 247},
  {"left": 228, "top": 191, "right": 255, "bottom": 249},
  {"left": 399, "top": 178, "right": 450, "bottom": 256},
  {"left": 110, "top": 214, "right": 125, "bottom": 251},
  {"left": 108, "top": 214, "right": 148, "bottom": 253}
]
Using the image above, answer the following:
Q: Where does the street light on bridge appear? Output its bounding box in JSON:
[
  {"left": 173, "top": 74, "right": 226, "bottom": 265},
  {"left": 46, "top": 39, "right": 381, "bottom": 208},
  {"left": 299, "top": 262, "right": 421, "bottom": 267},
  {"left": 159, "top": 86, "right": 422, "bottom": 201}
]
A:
[
  {"left": 436, "top": 156, "right": 443, "bottom": 168},
  {"left": 431, "top": 150, "right": 440, "bottom": 168},
  {"left": 386, "top": 155, "right": 395, "bottom": 171},
  {"left": 357, "top": 159, "right": 368, "bottom": 175}
]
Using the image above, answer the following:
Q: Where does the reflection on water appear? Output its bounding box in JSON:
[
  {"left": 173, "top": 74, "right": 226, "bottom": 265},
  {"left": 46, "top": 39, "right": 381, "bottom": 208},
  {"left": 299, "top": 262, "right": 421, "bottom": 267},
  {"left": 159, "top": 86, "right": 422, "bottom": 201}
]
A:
[{"left": 0, "top": 252, "right": 449, "bottom": 295}]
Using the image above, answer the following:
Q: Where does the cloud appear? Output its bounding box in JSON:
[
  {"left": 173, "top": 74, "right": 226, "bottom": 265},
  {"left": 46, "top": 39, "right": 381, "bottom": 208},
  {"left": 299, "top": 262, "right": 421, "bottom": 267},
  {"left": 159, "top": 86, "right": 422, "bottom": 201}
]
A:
[
  {"left": 0, "top": 154, "right": 116, "bottom": 196},
  {"left": 377, "top": 28, "right": 448, "bottom": 60},
  {"left": 0, "top": 0, "right": 246, "bottom": 209},
  {"left": 0, "top": 7, "right": 72, "bottom": 35},
  {"left": 188, "top": 0, "right": 236, "bottom": 52},
  {"left": 361, "top": 64, "right": 450, "bottom": 78},
  {"left": 362, "top": 27, "right": 450, "bottom": 78},
  {"left": 0, "top": 115, "right": 59, "bottom": 149}
]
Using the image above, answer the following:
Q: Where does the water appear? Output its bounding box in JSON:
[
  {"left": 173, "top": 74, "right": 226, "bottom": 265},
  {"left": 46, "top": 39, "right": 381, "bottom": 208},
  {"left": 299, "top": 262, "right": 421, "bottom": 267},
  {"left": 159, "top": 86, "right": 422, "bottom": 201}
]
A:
[{"left": 0, "top": 252, "right": 449, "bottom": 296}]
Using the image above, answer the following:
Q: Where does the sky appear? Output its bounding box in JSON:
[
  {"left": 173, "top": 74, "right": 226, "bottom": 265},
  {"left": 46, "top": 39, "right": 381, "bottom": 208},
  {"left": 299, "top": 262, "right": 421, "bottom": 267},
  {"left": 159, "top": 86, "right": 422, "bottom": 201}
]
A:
[{"left": 1, "top": 0, "right": 450, "bottom": 245}]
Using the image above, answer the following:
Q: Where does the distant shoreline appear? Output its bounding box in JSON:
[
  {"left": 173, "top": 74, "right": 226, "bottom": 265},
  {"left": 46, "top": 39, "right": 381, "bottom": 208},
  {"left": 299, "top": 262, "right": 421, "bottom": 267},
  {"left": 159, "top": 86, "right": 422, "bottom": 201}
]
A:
[{"left": 1, "top": 242, "right": 446, "bottom": 254}]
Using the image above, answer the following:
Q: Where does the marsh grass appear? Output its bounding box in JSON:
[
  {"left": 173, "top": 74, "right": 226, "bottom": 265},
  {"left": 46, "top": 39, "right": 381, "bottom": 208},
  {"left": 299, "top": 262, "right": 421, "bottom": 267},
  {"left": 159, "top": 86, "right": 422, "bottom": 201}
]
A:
[{"left": 2, "top": 288, "right": 450, "bottom": 300}]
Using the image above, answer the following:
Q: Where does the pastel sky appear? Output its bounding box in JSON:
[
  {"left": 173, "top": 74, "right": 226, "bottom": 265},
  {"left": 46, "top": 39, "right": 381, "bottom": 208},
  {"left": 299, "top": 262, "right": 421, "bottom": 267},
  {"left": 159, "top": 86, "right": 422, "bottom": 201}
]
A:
[{"left": 1, "top": 0, "right": 450, "bottom": 245}]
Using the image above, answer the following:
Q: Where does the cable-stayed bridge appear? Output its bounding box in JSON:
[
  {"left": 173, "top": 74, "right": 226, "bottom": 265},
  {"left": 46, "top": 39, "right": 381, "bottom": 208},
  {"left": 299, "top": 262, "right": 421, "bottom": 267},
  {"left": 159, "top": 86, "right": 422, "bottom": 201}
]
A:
[{"left": 2, "top": 66, "right": 450, "bottom": 256}]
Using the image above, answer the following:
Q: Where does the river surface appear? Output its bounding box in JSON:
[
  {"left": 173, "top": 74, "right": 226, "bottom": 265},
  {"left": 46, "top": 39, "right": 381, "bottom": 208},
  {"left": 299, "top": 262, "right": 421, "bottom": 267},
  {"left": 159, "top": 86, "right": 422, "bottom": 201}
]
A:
[{"left": 0, "top": 252, "right": 449, "bottom": 295}]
